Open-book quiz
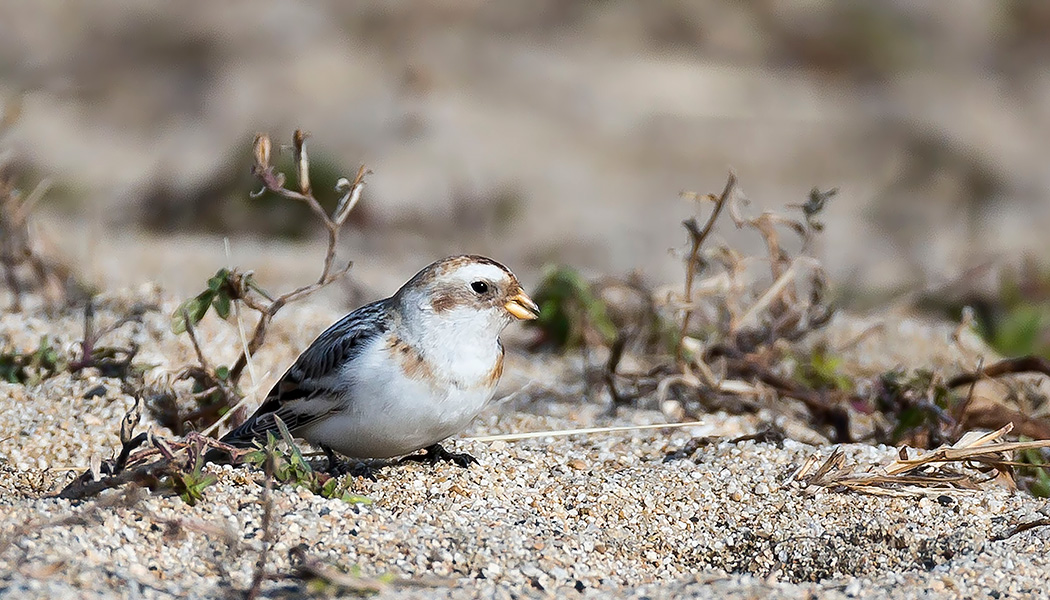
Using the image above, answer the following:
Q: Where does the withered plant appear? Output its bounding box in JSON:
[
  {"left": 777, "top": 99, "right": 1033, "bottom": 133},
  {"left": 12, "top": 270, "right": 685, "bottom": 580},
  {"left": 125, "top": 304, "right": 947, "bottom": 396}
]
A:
[
  {"left": 792, "top": 423, "right": 1050, "bottom": 499},
  {"left": 61, "top": 130, "right": 370, "bottom": 506},
  {"left": 605, "top": 174, "right": 850, "bottom": 440},
  {"left": 154, "top": 130, "right": 367, "bottom": 434}
]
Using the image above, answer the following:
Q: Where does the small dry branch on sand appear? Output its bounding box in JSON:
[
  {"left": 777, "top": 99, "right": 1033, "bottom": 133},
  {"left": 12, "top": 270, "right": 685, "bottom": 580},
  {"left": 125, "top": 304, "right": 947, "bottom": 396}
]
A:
[
  {"left": 278, "top": 545, "right": 455, "bottom": 596},
  {"left": 609, "top": 174, "right": 1050, "bottom": 453},
  {"left": 792, "top": 423, "right": 1050, "bottom": 497},
  {"left": 57, "top": 398, "right": 249, "bottom": 501},
  {"left": 157, "top": 131, "right": 368, "bottom": 434},
  {"left": 230, "top": 131, "right": 368, "bottom": 385}
]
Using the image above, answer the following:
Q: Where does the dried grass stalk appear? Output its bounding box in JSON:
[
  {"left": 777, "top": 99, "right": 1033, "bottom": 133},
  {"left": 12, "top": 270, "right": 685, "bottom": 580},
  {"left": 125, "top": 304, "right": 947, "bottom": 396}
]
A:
[{"left": 794, "top": 424, "right": 1050, "bottom": 497}]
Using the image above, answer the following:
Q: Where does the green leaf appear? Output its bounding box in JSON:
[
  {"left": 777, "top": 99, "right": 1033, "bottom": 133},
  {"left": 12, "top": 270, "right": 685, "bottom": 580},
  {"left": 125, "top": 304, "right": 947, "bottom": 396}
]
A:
[
  {"left": 1032, "top": 469, "right": 1050, "bottom": 498},
  {"left": 243, "top": 449, "right": 266, "bottom": 467},
  {"left": 207, "top": 268, "right": 230, "bottom": 292},
  {"left": 340, "top": 492, "right": 372, "bottom": 505},
  {"left": 215, "top": 365, "right": 230, "bottom": 381},
  {"left": 529, "top": 265, "right": 617, "bottom": 349},
  {"left": 892, "top": 406, "right": 927, "bottom": 442},
  {"left": 793, "top": 346, "right": 853, "bottom": 392},
  {"left": 273, "top": 415, "right": 310, "bottom": 473},
  {"left": 321, "top": 477, "right": 338, "bottom": 497},
  {"left": 170, "top": 291, "right": 215, "bottom": 334},
  {"left": 213, "top": 293, "right": 232, "bottom": 320}
]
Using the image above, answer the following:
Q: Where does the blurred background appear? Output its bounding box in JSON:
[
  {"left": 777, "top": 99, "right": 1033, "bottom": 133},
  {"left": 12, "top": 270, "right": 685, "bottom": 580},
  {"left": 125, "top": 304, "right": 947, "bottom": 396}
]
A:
[{"left": 1, "top": 0, "right": 1049, "bottom": 321}]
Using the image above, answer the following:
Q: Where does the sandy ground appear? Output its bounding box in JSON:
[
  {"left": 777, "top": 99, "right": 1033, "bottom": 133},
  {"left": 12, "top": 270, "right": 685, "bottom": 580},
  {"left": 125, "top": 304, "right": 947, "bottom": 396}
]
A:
[{"left": 0, "top": 265, "right": 1049, "bottom": 599}]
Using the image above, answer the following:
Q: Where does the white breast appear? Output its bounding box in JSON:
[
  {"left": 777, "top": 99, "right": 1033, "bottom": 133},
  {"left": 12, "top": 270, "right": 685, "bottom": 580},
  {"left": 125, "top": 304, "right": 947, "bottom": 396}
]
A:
[{"left": 298, "top": 333, "right": 499, "bottom": 458}]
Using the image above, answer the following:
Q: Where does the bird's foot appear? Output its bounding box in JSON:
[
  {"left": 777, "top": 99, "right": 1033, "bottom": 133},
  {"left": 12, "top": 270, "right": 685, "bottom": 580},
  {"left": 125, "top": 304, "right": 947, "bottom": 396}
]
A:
[
  {"left": 322, "top": 445, "right": 377, "bottom": 480},
  {"left": 327, "top": 460, "right": 376, "bottom": 481},
  {"left": 402, "top": 444, "right": 478, "bottom": 468}
]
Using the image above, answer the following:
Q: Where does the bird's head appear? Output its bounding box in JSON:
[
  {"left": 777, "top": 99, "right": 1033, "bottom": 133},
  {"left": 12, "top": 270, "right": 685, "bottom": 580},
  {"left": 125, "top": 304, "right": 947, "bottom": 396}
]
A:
[{"left": 396, "top": 255, "right": 538, "bottom": 336}]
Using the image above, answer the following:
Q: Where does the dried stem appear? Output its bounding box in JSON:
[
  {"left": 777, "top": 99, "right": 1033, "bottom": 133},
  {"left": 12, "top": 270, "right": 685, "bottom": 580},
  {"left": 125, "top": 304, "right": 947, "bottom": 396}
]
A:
[
  {"left": 181, "top": 306, "right": 212, "bottom": 376},
  {"left": 992, "top": 518, "right": 1050, "bottom": 541},
  {"left": 604, "top": 330, "right": 631, "bottom": 414},
  {"left": 58, "top": 432, "right": 245, "bottom": 501},
  {"left": 246, "top": 452, "right": 276, "bottom": 600},
  {"left": 0, "top": 487, "right": 145, "bottom": 556},
  {"left": 724, "top": 356, "right": 852, "bottom": 442},
  {"left": 676, "top": 172, "right": 736, "bottom": 363},
  {"left": 794, "top": 423, "right": 1050, "bottom": 496},
  {"left": 227, "top": 135, "right": 368, "bottom": 385},
  {"left": 946, "top": 355, "right": 1050, "bottom": 389}
]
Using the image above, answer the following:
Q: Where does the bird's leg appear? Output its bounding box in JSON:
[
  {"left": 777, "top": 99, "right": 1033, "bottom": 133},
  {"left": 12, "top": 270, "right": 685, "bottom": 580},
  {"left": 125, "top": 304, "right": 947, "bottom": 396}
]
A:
[
  {"left": 321, "top": 444, "right": 344, "bottom": 474},
  {"left": 321, "top": 445, "right": 376, "bottom": 479},
  {"left": 402, "top": 443, "right": 478, "bottom": 468}
]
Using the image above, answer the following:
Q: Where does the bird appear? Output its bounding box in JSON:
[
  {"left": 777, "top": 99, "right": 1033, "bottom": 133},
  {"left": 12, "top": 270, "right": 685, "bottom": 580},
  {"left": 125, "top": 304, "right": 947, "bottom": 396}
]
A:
[{"left": 209, "top": 255, "right": 539, "bottom": 474}]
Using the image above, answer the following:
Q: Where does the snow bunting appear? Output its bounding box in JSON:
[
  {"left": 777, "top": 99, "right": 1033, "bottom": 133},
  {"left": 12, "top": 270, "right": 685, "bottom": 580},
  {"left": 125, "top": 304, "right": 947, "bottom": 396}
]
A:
[{"left": 212, "top": 255, "right": 538, "bottom": 472}]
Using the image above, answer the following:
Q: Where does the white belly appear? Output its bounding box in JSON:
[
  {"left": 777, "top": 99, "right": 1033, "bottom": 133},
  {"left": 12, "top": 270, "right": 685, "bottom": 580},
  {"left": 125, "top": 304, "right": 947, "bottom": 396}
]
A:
[{"left": 297, "top": 336, "right": 497, "bottom": 458}]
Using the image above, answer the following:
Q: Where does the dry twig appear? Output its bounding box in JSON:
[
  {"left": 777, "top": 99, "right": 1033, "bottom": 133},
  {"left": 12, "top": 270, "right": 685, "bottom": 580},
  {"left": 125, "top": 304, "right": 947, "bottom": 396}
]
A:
[
  {"left": 649, "top": 174, "right": 843, "bottom": 438},
  {"left": 0, "top": 168, "right": 75, "bottom": 310},
  {"left": 945, "top": 355, "right": 1050, "bottom": 440},
  {"left": 160, "top": 131, "right": 368, "bottom": 433},
  {"left": 947, "top": 355, "right": 1050, "bottom": 389},
  {"left": 793, "top": 424, "right": 1050, "bottom": 496},
  {"left": 992, "top": 518, "right": 1050, "bottom": 541},
  {"left": 676, "top": 173, "right": 736, "bottom": 363},
  {"left": 0, "top": 487, "right": 145, "bottom": 558},
  {"left": 285, "top": 546, "right": 455, "bottom": 593},
  {"left": 246, "top": 451, "right": 276, "bottom": 600},
  {"left": 229, "top": 131, "right": 368, "bottom": 384}
]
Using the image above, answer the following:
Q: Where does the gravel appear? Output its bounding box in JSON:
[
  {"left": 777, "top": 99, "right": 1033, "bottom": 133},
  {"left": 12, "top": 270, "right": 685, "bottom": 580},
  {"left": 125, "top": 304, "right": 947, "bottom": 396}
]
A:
[{"left": 1, "top": 286, "right": 1049, "bottom": 599}]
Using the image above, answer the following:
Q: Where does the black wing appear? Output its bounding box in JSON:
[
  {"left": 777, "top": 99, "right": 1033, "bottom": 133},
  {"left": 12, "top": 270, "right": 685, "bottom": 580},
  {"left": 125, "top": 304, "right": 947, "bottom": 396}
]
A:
[{"left": 219, "top": 298, "right": 390, "bottom": 448}]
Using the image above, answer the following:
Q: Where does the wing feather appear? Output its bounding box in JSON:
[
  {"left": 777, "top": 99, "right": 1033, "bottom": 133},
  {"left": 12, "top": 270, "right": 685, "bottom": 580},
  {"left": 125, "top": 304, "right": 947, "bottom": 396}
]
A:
[{"left": 219, "top": 299, "right": 390, "bottom": 447}]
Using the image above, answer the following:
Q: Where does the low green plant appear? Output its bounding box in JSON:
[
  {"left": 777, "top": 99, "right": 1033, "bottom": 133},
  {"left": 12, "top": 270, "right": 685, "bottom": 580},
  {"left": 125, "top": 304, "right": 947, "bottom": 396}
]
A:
[
  {"left": 875, "top": 368, "right": 955, "bottom": 446},
  {"left": 170, "top": 268, "right": 270, "bottom": 335},
  {"left": 968, "top": 259, "right": 1050, "bottom": 359},
  {"left": 160, "top": 131, "right": 366, "bottom": 435},
  {"left": 243, "top": 417, "right": 371, "bottom": 504},
  {"left": 169, "top": 450, "right": 218, "bottom": 507},
  {"left": 528, "top": 265, "right": 616, "bottom": 350},
  {"left": 164, "top": 267, "right": 268, "bottom": 432},
  {"left": 793, "top": 343, "right": 853, "bottom": 392},
  {"left": 979, "top": 304, "right": 1050, "bottom": 359},
  {"left": 1016, "top": 440, "right": 1050, "bottom": 498},
  {"left": 0, "top": 336, "right": 66, "bottom": 384}
]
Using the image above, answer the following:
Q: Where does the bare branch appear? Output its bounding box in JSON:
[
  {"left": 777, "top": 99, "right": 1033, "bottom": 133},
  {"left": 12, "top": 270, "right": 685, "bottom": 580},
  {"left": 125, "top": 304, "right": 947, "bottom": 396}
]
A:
[
  {"left": 293, "top": 129, "right": 311, "bottom": 196},
  {"left": 246, "top": 451, "right": 276, "bottom": 600},
  {"left": 181, "top": 306, "right": 212, "bottom": 376},
  {"left": 946, "top": 355, "right": 1050, "bottom": 389},
  {"left": 224, "top": 131, "right": 369, "bottom": 388},
  {"left": 676, "top": 172, "right": 736, "bottom": 363}
]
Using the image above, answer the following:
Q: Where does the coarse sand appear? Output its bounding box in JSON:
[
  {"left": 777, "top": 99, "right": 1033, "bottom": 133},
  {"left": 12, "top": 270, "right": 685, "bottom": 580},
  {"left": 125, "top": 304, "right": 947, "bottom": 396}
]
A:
[{"left": 1, "top": 285, "right": 1048, "bottom": 599}]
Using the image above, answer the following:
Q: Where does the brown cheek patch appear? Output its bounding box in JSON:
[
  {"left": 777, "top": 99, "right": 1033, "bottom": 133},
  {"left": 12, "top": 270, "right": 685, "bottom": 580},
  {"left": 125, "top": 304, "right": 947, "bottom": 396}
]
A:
[
  {"left": 387, "top": 337, "right": 434, "bottom": 382},
  {"left": 430, "top": 289, "right": 470, "bottom": 313},
  {"left": 483, "top": 351, "right": 505, "bottom": 388}
]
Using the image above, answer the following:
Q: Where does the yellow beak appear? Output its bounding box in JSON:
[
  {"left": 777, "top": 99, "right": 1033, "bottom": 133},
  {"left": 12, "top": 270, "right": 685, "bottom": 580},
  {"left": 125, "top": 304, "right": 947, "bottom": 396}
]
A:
[{"left": 504, "top": 291, "right": 540, "bottom": 320}]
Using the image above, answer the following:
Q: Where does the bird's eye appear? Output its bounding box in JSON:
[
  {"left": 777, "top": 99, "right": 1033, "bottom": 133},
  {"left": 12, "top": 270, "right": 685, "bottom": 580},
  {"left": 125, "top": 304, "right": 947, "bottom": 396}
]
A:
[{"left": 470, "top": 281, "right": 490, "bottom": 294}]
